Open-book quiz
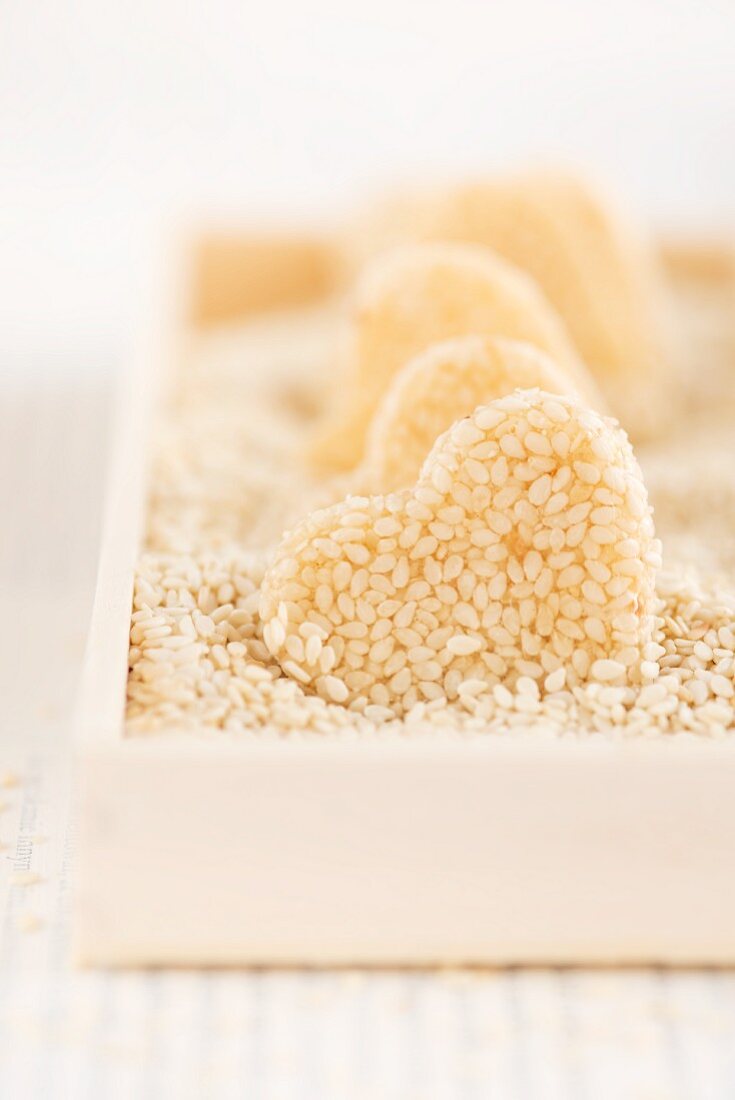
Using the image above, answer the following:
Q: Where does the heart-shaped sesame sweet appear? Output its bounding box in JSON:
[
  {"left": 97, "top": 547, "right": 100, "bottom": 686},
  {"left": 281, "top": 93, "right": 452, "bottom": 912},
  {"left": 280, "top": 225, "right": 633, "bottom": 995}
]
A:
[
  {"left": 262, "top": 390, "right": 660, "bottom": 717},
  {"left": 360, "top": 334, "right": 581, "bottom": 494},
  {"left": 346, "top": 172, "right": 667, "bottom": 438},
  {"left": 308, "top": 242, "right": 600, "bottom": 473},
  {"left": 423, "top": 174, "right": 669, "bottom": 439},
  {"left": 252, "top": 336, "right": 580, "bottom": 547}
]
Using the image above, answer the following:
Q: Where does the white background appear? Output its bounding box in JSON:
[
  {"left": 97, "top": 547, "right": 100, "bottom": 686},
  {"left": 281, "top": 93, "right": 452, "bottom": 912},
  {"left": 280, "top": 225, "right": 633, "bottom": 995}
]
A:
[
  {"left": 1, "top": 0, "right": 734, "bottom": 370},
  {"left": 1, "top": 10, "right": 735, "bottom": 1092}
]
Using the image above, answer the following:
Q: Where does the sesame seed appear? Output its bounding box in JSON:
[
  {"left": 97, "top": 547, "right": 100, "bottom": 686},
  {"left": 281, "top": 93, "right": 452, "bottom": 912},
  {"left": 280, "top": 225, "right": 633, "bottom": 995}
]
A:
[
  {"left": 493, "top": 684, "right": 514, "bottom": 708},
  {"left": 323, "top": 675, "right": 349, "bottom": 703},
  {"left": 544, "top": 667, "right": 567, "bottom": 692},
  {"left": 446, "top": 635, "right": 483, "bottom": 656},
  {"left": 711, "top": 675, "right": 734, "bottom": 699},
  {"left": 590, "top": 659, "right": 627, "bottom": 682}
]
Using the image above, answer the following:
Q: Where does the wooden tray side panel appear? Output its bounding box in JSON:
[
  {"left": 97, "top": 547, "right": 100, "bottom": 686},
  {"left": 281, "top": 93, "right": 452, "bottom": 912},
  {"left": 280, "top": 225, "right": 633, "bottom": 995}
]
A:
[
  {"left": 189, "top": 233, "right": 343, "bottom": 327},
  {"left": 73, "top": 266, "right": 170, "bottom": 746},
  {"left": 77, "top": 739, "right": 735, "bottom": 966}
]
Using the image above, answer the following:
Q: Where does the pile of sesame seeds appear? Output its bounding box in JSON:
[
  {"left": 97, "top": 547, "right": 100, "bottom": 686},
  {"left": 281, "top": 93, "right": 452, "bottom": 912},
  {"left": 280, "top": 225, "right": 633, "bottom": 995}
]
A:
[
  {"left": 145, "top": 306, "right": 337, "bottom": 555},
  {"left": 127, "top": 548, "right": 735, "bottom": 740},
  {"left": 126, "top": 294, "right": 735, "bottom": 740}
]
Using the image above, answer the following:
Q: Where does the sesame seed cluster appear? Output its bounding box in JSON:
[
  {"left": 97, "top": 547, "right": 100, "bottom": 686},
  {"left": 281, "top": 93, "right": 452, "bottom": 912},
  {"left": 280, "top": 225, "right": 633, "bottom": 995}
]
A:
[
  {"left": 145, "top": 306, "right": 337, "bottom": 555},
  {"left": 147, "top": 404, "right": 297, "bottom": 554},
  {"left": 260, "top": 391, "right": 660, "bottom": 716},
  {"left": 642, "top": 421, "right": 735, "bottom": 573},
  {"left": 127, "top": 549, "right": 735, "bottom": 740}
]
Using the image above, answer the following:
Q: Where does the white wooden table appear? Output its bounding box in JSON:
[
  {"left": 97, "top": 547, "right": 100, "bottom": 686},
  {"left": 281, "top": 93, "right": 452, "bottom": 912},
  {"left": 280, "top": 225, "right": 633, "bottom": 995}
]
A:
[{"left": 2, "top": 368, "right": 735, "bottom": 1099}]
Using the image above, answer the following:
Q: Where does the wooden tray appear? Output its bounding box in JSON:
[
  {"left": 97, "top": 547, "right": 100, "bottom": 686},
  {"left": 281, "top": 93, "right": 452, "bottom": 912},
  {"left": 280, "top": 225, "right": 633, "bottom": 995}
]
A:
[{"left": 74, "top": 233, "right": 735, "bottom": 967}]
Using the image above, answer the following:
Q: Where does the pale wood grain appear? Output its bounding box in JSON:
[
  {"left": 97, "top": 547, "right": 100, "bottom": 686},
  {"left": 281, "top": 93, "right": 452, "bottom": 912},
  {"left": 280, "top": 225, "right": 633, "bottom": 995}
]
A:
[{"left": 1, "top": 372, "right": 110, "bottom": 743}]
